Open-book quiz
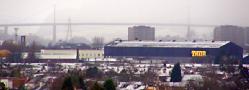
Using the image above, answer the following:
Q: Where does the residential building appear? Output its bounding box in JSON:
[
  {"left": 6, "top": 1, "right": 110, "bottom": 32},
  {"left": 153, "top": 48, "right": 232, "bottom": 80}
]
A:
[{"left": 128, "top": 26, "right": 155, "bottom": 41}]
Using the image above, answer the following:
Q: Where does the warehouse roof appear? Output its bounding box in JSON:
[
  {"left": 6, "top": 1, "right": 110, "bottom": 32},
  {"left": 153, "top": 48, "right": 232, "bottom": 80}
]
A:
[{"left": 106, "top": 40, "right": 231, "bottom": 48}]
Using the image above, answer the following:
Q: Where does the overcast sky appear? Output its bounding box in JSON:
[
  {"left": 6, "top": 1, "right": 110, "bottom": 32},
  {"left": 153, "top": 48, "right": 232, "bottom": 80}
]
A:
[{"left": 0, "top": 0, "right": 249, "bottom": 41}]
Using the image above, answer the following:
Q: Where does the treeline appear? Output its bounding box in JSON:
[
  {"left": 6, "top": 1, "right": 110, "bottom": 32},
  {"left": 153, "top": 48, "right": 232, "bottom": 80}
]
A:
[{"left": 50, "top": 67, "right": 116, "bottom": 90}]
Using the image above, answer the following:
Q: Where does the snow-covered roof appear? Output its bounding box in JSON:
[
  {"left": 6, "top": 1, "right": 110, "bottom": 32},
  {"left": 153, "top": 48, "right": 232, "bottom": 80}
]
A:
[
  {"left": 243, "top": 54, "right": 249, "bottom": 58},
  {"left": 107, "top": 40, "right": 230, "bottom": 48}
]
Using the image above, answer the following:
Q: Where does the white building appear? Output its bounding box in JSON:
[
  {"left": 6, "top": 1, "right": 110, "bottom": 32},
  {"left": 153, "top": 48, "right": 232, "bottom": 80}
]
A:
[
  {"left": 38, "top": 49, "right": 104, "bottom": 60},
  {"left": 40, "top": 49, "right": 76, "bottom": 59}
]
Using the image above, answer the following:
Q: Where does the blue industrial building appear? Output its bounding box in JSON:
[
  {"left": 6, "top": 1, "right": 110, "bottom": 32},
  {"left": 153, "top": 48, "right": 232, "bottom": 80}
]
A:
[
  {"left": 104, "top": 40, "right": 243, "bottom": 64},
  {"left": 243, "top": 55, "right": 249, "bottom": 64}
]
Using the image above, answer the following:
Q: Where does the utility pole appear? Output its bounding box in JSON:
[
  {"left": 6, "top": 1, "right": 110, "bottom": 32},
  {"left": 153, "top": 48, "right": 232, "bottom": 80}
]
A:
[
  {"left": 66, "top": 18, "right": 72, "bottom": 42},
  {"left": 186, "top": 0, "right": 191, "bottom": 40}
]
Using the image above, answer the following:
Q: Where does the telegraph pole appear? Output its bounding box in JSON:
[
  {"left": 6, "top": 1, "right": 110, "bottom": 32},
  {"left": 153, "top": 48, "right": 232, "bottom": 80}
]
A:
[{"left": 186, "top": 0, "right": 192, "bottom": 40}]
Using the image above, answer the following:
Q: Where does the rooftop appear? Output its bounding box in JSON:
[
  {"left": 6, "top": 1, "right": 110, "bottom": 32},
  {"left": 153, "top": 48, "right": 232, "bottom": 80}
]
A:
[{"left": 106, "top": 40, "right": 230, "bottom": 48}]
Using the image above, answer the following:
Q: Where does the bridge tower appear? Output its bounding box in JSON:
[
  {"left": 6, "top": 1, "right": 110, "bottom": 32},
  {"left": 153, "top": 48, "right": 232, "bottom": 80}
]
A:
[
  {"left": 52, "top": 5, "right": 57, "bottom": 43},
  {"left": 66, "top": 18, "right": 72, "bottom": 42},
  {"left": 186, "top": 0, "right": 191, "bottom": 40},
  {"left": 186, "top": 25, "right": 191, "bottom": 40}
]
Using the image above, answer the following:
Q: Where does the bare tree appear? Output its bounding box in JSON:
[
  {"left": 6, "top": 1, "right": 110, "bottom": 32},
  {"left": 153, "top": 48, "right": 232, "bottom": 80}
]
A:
[
  {"left": 27, "top": 41, "right": 43, "bottom": 62},
  {"left": 1, "top": 40, "right": 21, "bottom": 62},
  {"left": 92, "top": 37, "right": 104, "bottom": 49}
]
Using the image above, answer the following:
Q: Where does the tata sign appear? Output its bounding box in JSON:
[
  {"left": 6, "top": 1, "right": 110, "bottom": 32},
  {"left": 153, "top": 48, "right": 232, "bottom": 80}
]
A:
[{"left": 191, "top": 50, "right": 207, "bottom": 57}]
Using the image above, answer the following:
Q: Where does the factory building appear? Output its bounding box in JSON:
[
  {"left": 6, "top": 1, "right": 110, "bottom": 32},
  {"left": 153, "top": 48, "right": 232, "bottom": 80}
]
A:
[
  {"left": 40, "top": 49, "right": 76, "bottom": 60},
  {"left": 79, "top": 50, "right": 104, "bottom": 60},
  {"left": 243, "top": 55, "right": 249, "bottom": 64},
  {"left": 21, "top": 49, "right": 104, "bottom": 62},
  {"left": 104, "top": 40, "right": 243, "bottom": 64},
  {"left": 39, "top": 49, "right": 104, "bottom": 60}
]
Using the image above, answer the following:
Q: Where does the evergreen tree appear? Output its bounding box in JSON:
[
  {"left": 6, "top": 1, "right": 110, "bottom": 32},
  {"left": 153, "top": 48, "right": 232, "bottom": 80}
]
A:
[
  {"left": 170, "top": 62, "right": 182, "bottom": 82},
  {"left": 105, "top": 70, "right": 118, "bottom": 78},
  {"left": 119, "top": 69, "right": 129, "bottom": 82},
  {"left": 62, "top": 76, "right": 74, "bottom": 90},
  {"left": 91, "top": 82, "right": 104, "bottom": 90},
  {"left": 103, "top": 79, "right": 116, "bottom": 90},
  {"left": 79, "top": 77, "right": 87, "bottom": 90},
  {"left": 27, "top": 41, "right": 37, "bottom": 62},
  {"left": 0, "top": 82, "right": 7, "bottom": 90},
  {"left": 86, "top": 67, "right": 103, "bottom": 78},
  {"left": 10, "top": 69, "right": 21, "bottom": 77},
  {"left": 18, "top": 85, "right": 27, "bottom": 90}
]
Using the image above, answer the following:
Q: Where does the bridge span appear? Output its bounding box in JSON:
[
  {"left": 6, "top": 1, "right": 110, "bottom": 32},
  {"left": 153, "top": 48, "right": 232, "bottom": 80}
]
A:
[
  {"left": 0, "top": 22, "right": 217, "bottom": 27},
  {"left": 0, "top": 22, "right": 218, "bottom": 42}
]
